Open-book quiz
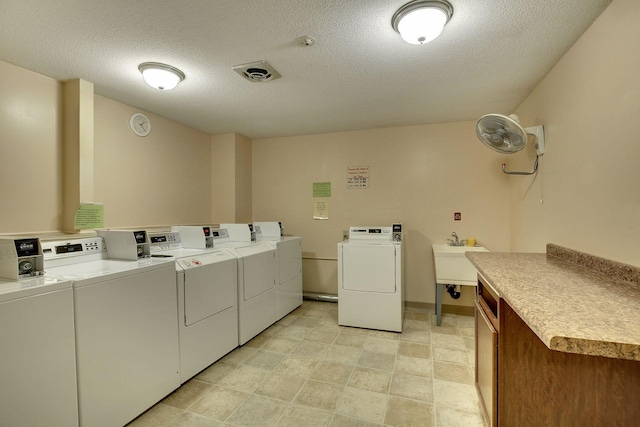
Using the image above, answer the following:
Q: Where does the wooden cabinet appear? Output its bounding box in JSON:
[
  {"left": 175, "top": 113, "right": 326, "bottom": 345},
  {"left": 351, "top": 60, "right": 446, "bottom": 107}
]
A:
[
  {"left": 475, "top": 300, "right": 497, "bottom": 427},
  {"left": 476, "top": 275, "right": 640, "bottom": 427},
  {"left": 475, "top": 277, "right": 499, "bottom": 427}
]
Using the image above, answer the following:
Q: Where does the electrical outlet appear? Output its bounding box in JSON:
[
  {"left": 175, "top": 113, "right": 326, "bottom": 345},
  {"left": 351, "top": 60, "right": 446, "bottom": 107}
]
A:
[{"left": 343, "top": 230, "right": 349, "bottom": 241}]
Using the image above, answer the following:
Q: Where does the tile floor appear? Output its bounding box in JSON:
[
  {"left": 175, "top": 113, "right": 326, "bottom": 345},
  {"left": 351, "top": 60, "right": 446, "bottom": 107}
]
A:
[{"left": 128, "top": 301, "right": 486, "bottom": 427}]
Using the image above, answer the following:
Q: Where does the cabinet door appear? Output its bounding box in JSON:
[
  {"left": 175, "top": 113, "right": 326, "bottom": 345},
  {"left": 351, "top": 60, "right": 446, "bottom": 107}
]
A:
[{"left": 476, "top": 301, "right": 497, "bottom": 427}]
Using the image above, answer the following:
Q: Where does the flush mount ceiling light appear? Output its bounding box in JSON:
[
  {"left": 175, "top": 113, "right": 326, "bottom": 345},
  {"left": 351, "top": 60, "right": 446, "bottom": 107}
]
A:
[
  {"left": 391, "top": 0, "right": 453, "bottom": 45},
  {"left": 138, "top": 62, "right": 185, "bottom": 90}
]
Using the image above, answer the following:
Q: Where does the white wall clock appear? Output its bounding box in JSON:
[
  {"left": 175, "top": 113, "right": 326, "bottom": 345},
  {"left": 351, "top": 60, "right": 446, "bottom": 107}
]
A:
[{"left": 129, "top": 113, "right": 151, "bottom": 137}]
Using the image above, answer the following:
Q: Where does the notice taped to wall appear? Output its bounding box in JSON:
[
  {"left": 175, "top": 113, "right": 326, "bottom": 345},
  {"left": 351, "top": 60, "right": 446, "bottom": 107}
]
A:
[
  {"left": 313, "top": 199, "right": 329, "bottom": 220},
  {"left": 347, "top": 166, "right": 369, "bottom": 189},
  {"left": 74, "top": 202, "right": 104, "bottom": 229}
]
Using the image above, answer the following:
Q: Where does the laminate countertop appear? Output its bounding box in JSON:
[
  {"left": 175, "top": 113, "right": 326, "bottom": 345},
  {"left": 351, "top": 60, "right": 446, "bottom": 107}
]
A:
[{"left": 466, "top": 244, "right": 640, "bottom": 361}]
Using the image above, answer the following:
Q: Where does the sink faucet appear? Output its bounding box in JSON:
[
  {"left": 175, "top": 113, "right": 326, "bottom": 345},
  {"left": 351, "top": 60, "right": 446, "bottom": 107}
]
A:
[{"left": 449, "top": 232, "right": 462, "bottom": 246}]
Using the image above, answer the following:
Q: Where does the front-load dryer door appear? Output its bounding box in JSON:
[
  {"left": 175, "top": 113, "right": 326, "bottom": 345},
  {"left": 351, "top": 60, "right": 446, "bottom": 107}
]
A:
[
  {"left": 235, "top": 247, "right": 276, "bottom": 301},
  {"left": 181, "top": 256, "right": 236, "bottom": 326},
  {"left": 341, "top": 244, "right": 396, "bottom": 293},
  {"left": 278, "top": 238, "right": 302, "bottom": 284}
]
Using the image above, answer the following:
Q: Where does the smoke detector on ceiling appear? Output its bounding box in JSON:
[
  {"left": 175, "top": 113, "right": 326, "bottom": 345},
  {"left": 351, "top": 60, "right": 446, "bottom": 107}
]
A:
[{"left": 232, "top": 60, "right": 281, "bottom": 83}]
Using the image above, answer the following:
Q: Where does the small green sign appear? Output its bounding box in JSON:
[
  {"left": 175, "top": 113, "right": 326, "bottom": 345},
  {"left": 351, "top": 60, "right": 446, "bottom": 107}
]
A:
[
  {"left": 74, "top": 203, "right": 104, "bottom": 230},
  {"left": 313, "top": 182, "right": 331, "bottom": 198}
]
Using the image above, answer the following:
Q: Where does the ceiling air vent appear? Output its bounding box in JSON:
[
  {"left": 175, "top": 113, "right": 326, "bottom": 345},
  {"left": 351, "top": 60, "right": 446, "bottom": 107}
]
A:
[{"left": 232, "top": 60, "right": 281, "bottom": 83}]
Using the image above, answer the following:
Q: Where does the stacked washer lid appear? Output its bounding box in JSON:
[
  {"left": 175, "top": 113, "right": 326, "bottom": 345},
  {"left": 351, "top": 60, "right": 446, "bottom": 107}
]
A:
[
  {"left": 154, "top": 226, "right": 238, "bottom": 383},
  {"left": 0, "top": 237, "right": 78, "bottom": 427},
  {"left": 337, "top": 224, "right": 405, "bottom": 332},
  {"left": 254, "top": 221, "right": 303, "bottom": 320},
  {"left": 43, "top": 231, "right": 180, "bottom": 427},
  {"left": 215, "top": 224, "right": 278, "bottom": 345}
]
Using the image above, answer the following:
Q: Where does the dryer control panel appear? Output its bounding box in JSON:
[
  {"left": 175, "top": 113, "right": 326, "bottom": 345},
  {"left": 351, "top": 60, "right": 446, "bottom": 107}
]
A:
[
  {"left": 347, "top": 224, "right": 403, "bottom": 243},
  {"left": 392, "top": 223, "right": 403, "bottom": 242},
  {"left": 348, "top": 226, "right": 392, "bottom": 241},
  {"left": 254, "top": 221, "right": 284, "bottom": 238},
  {"left": 221, "top": 223, "right": 256, "bottom": 242}
]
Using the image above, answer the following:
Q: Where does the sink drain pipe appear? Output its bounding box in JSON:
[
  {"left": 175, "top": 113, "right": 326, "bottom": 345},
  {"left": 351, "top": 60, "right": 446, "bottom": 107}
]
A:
[{"left": 446, "top": 284, "right": 461, "bottom": 299}]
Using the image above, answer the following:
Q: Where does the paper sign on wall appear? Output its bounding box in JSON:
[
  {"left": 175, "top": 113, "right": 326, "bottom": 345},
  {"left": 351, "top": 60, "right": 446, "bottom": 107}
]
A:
[
  {"left": 74, "top": 202, "right": 104, "bottom": 229},
  {"left": 347, "top": 166, "right": 369, "bottom": 189},
  {"left": 313, "top": 199, "right": 329, "bottom": 220},
  {"left": 313, "top": 182, "right": 331, "bottom": 198}
]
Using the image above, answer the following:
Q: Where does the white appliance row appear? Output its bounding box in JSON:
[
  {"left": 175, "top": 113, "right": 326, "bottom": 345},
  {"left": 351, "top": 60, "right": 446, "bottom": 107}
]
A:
[
  {"left": 0, "top": 222, "right": 302, "bottom": 427},
  {"left": 168, "top": 222, "right": 302, "bottom": 346}
]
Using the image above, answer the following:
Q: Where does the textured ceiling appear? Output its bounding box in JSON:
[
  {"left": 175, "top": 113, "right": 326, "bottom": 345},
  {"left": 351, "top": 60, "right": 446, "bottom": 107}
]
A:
[{"left": 0, "top": 0, "right": 612, "bottom": 139}]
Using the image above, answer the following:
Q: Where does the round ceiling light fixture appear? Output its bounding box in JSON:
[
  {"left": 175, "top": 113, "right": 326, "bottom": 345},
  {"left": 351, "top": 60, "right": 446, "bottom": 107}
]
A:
[
  {"left": 391, "top": 0, "right": 453, "bottom": 45},
  {"left": 138, "top": 62, "right": 185, "bottom": 91}
]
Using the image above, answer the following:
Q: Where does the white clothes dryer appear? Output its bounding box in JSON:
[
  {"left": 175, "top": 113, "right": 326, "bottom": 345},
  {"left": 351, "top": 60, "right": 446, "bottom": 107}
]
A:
[
  {"left": 43, "top": 234, "right": 180, "bottom": 427},
  {"left": 0, "top": 238, "right": 78, "bottom": 427},
  {"left": 254, "top": 221, "right": 303, "bottom": 320},
  {"left": 337, "top": 225, "right": 404, "bottom": 332},
  {"left": 216, "top": 224, "right": 278, "bottom": 345},
  {"left": 149, "top": 230, "right": 238, "bottom": 383}
]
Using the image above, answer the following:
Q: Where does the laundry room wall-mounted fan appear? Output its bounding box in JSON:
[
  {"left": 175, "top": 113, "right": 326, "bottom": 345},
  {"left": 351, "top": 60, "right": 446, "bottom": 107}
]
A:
[{"left": 476, "top": 114, "right": 545, "bottom": 175}]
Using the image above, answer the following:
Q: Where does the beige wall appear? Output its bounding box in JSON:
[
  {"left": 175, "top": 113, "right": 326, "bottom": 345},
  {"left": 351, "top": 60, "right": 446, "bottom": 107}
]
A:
[
  {"left": 94, "top": 95, "right": 212, "bottom": 228},
  {"left": 252, "top": 123, "right": 512, "bottom": 305},
  {"left": 509, "top": 0, "right": 640, "bottom": 267},
  {"left": 0, "top": 60, "right": 62, "bottom": 234}
]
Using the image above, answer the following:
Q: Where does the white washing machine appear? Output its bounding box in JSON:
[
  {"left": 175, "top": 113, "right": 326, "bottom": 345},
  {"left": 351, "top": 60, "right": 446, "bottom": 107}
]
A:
[
  {"left": 254, "top": 221, "right": 303, "bottom": 320},
  {"left": 43, "top": 232, "right": 180, "bottom": 427},
  {"left": 338, "top": 224, "right": 404, "bottom": 332},
  {"left": 216, "top": 224, "right": 278, "bottom": 345},
  {"left": 150, "top": 229, "right": 238, "bottom": 383},
  {"left": 0, "top": 237, "right": 78, "bottom": 427}
]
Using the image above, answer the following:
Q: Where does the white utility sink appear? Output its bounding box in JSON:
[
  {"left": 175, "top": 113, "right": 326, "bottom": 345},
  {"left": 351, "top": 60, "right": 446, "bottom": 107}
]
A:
[
  {"left": 432, "top": 244, "right": 488, "bottom": 285},
  {"left": 432, "top": 243, "right": 489, "bottom": 326}
]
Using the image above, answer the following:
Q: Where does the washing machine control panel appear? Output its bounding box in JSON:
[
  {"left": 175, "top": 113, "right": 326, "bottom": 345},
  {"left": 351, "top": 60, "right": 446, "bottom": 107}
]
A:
[
  {"left": 42, "top": 238, "right": 106, "bottom": 259},
  {"left": 0, "top": 237, "right": 45, "bottom": 279},
  {"left": 149, "top": 232, "right": 182, "bottom": 252}
]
